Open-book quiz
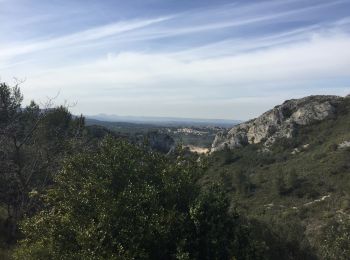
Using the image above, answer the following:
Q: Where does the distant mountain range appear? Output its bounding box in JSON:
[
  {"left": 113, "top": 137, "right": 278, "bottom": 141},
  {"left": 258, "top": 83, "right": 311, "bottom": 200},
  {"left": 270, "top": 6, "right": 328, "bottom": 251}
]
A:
[{"left": 86, "top": 114, "right": 241, "bottom": 127}]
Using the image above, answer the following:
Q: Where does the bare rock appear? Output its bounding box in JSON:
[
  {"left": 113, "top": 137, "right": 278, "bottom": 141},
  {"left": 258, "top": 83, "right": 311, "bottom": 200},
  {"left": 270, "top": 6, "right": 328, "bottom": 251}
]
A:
[{"left": 339, "top": 141, "right": 350, "bottom": 149}]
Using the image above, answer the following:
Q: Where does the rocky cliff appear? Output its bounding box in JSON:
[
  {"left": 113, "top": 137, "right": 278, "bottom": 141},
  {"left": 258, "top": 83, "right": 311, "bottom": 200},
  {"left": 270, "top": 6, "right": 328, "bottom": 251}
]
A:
[
  {"left": 211, "top": 95, "right": 345, "bottom": 152},
  {"left": 145, "top": 131, "right": 175, "bottom": 154},
  {"left": 132, "top": 131, "right": 175, "bottom": 154}
]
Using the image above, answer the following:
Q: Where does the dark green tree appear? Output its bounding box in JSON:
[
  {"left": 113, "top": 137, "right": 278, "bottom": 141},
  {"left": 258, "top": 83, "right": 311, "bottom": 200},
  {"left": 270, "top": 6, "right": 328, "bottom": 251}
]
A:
[
  {"left": 14, "top": 138, "right": 263, "bottom": 260},
  {"left": 0, "top": 82, "right": 85, "bottom": 243},
  {"left": 189, "top": 185, "right": 264, "bottom": 260}
]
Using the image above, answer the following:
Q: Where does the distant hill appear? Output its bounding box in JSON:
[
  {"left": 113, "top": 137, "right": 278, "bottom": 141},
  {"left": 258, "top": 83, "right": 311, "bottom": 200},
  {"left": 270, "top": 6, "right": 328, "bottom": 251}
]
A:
[{"left": 86, "top": 114, "right": 241, "bottom": 127}]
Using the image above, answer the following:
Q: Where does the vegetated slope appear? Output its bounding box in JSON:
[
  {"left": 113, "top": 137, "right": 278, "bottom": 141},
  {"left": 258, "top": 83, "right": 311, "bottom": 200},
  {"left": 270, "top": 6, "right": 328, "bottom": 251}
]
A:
[
  {"left": 211, "top": 95, "right": 343, "bottom": 152},
  {"left": 203, "top": 96, "right": 350, "bottom": 258}
]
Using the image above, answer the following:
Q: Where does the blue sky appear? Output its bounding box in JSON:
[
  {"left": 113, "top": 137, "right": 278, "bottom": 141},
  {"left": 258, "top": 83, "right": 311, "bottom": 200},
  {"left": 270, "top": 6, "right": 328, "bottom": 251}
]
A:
[{"left": 1, "top": 0, "right": 350, "bottom": 120}]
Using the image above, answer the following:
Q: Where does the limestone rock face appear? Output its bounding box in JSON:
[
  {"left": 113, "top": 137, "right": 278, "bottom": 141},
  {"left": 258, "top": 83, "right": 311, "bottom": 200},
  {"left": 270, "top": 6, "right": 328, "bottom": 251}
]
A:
[{"left": 211, "top": 95, "right": 343, "bottom": 152}]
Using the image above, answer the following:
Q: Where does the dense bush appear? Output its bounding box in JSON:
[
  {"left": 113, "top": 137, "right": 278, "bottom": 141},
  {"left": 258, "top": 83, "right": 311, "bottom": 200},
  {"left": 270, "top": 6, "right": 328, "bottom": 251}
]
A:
[
  {"left": 0, "top": 83, "right": 86, "bottom": 245},
  {"left": 319, "top": 217, "right": 350, "bottom": 260},
  {"left": 14, "top": 138, "right": 263, "bottom": 260}
]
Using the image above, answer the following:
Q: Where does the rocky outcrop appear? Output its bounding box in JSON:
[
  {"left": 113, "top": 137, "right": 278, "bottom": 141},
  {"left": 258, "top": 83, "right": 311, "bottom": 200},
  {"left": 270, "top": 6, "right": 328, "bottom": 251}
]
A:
[
  {"left": 136, "top": 132, "right": 177, "bottom": 154},
  {"left": 144, "top": 131, "right": 175, "bottom": 154},
  {"left": 211, "top": 95, "right": 344, "bottom": 152},
  {"left": 338, "top": 141, "right": 350, "bottom": 149}
]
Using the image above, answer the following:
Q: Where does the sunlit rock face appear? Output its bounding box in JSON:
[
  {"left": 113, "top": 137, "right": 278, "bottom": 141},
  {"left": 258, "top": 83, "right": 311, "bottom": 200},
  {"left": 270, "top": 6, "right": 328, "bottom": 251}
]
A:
[{"left": 211, "top": 95, "right": 343, "bottom": 152}]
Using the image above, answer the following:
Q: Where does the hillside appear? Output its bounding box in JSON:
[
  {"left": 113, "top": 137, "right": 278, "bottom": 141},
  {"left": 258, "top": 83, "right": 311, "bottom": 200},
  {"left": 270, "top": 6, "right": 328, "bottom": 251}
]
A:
[
  {"left": 203, "top": 95, "right": 350, "bottom": 258},
  {"left": 211, "top": 95, "right": 344, "bottom": 152}
]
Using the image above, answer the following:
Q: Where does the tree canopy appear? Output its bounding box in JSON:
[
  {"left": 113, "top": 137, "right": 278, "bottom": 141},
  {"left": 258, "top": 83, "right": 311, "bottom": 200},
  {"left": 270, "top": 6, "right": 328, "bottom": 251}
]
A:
[
  {"left": 0, "top": 82, "right": 85, "bottom": 243},
  {"left": 14, "top": 138, "right": 262, "bottom": 260}
]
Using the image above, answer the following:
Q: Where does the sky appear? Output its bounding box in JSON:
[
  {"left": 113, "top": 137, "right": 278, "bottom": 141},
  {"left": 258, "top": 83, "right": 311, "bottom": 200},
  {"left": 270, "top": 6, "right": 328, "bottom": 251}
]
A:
[{"left": 1, "top": 0, "right": 350, "bottom": 120}]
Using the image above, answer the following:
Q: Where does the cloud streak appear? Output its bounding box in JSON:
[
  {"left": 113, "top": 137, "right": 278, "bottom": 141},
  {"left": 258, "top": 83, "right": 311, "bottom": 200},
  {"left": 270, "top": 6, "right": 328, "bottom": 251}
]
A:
[
  {"left": 0, "top": 16, "right": 171, "bottom": 60},
  {"left": 17, "top": 31, "right": 350, "bottom": 119},
  {"left": 1, "top": 0, "right": 350, "bottom": 119},
  {"left": 125, "top": 0, "right": 348, "bottom": 40},
  {"left": 2, "top": 0, "right": 348, "bottom": 61}
]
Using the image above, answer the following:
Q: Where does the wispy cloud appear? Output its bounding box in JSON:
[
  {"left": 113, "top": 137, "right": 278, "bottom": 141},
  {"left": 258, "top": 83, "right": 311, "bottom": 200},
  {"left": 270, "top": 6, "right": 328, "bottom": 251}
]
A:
[
  {"left": 17, "top": 31, "right": 350, "bottom": 118},
  {"left": 0, "top": 16, "right": 171, "bottom": 60},
  {"left": 2, "top": 0, "right": 348, "bottom": 62},
  {"left": 125, "top": 0, "right": 348, "bottom": 40},
  {"left": 1, "top": 0, "right": 350, "bottom": 119}
]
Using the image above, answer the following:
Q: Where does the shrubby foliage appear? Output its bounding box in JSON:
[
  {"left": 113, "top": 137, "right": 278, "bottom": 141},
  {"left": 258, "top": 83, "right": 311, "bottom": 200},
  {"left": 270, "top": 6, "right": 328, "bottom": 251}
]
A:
[
  {"left": 0, "top": 82, "right": 85, "bottom": 245},
  {"left": 14, "top": 138, "right": 262, "bottom": 259},
  {"left": 319, "top": 217, "right": 350, "bottom": 260}
]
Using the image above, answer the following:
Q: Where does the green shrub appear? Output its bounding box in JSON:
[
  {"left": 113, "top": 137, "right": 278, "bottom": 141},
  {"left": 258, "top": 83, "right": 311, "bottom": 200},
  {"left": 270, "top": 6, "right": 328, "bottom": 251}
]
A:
[
  {"left": 319, "top": 218, "right": 350, "bottom": 260},
  {"left": 15, "top": 138, "right": 263, "bottom": 260}
]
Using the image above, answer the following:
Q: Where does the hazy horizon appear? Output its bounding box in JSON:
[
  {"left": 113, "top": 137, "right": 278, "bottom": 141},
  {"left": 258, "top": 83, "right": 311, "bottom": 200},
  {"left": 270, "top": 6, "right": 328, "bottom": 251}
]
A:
[
  {"left": 1, "top": 0, "right": 350, "bottom": 120},
  {"left": 87, "top": 113, "right": 242, "bottom": 122}
]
